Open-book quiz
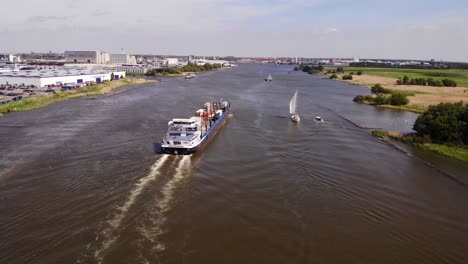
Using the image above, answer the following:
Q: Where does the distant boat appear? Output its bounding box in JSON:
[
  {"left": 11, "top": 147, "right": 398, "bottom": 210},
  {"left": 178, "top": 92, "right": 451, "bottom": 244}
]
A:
[
  {"left": 265, "top": 74, "right": 272, "bottom": 81},
  {"left": 290, "top": 89, "right": 300, "bottom": 122},
  {"left": 315, "top": 116, "right": 323, "bottom": 122},
  {"left": 185, "top": 73, "right": 196, "bottom": 80}
]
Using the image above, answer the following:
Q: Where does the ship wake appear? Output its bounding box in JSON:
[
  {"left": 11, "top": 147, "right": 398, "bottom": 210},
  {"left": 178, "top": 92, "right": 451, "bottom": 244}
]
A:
[
  {"left": 85, "top": 154, "right": 170, "bottom": 263},
  {"left": 137, "top": 155, "right": 192, "bottom": 259}
]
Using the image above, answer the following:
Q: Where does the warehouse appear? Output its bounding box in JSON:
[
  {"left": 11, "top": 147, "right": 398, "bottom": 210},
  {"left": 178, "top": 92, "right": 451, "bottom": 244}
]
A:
[
  {"left": 0, "top": 69, "right": 126, "bottom": 88},
  {"left": 64, "top": 51, "right": 110, "bottom": 64}
]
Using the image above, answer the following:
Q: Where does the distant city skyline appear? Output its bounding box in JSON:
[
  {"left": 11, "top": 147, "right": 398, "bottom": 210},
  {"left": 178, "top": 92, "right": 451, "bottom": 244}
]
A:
[{"left": 1, "top": 0, "right": 468, "bottom": 62}]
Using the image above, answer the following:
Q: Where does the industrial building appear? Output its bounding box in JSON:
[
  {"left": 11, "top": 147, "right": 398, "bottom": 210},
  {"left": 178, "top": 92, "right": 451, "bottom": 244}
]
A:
[
  {"left": 0, "top": 69, "right": 126, "bottom": 88},
  {"left": 109, "top": 54, "right": 137, "bottom": 64},
  {"left": 193, "top": 59, "right": 229, "bottom": 66},
  {"left": 0, "top": 54, "right": 22, "bottom": 63},
  {"left": 115, "top": 65, "right": 151, "bottom": 74},
  {"left": 65, "top": 51, "right": 110, "bottom": 64},
  {"left": 65, "top": 51, "right": 137, "bottom": 65}
]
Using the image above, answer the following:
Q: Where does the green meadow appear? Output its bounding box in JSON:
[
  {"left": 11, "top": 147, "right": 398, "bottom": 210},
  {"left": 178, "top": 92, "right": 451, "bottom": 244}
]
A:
[{"left": 345, "top": 67, "right": 468, "bottom": 87}]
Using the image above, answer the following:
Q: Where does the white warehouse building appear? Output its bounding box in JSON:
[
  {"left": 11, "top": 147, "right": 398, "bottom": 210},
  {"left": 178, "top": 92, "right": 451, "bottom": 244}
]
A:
[{"left": 0, "top": 69, "right": 126, "bottom": 88}]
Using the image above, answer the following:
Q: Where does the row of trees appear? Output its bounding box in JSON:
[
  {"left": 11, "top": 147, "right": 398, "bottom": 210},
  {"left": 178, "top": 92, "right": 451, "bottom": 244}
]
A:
[
  {"left": 353, "top": 93, "right": 409, "bottom": 106},
  {"left": 145, "top": 63, "right": 222, "bottom": 76},
  {"left": 414, "top": 102, "right": 468, "bottom": 144},
  {"left": 353, "top": 84, "right": 409, "bottom": 106},
  {"left": 350, "top": 62, "right": 468, "bottom": 70},
  {"left": 294, "top": 65, "right": 324, "bottom": 74},
  {"left": 327, "top": 67, "right": 361, "bottom": 76},
  {"left": 396, "top": 76, "right": 457, "bottom": 87}
]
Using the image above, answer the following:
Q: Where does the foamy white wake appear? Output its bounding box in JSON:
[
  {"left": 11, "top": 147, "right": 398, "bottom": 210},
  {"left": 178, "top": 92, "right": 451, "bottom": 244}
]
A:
[
  {"left": 138, "top": 155, "right": 192, "bottom": 255},
  {"left": 93, "top": 154, "right": 170, "bottom": 263}
]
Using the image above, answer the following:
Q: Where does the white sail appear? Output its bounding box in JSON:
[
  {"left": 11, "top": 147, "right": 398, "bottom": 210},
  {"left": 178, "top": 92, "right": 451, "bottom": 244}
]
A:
[{"left": 290, "top": 90, "right": 298, "bottom": 115}]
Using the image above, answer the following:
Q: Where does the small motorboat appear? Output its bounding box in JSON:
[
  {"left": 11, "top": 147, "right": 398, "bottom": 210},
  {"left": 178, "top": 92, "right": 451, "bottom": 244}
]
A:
[
  {"left": 315, "top": 116, "right": 324, "bottom": 122},
  {"left": 265, "top": 74, "right": 272, "bottom": 81},
  {"left": 185, "top": 73, "right": 196, "bottom": 80}
]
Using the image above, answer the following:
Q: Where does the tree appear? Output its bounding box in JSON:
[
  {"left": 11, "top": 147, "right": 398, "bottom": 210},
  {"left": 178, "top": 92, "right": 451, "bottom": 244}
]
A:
[
  {"left": 402, "top": 75, "right": 410, "bottom": 84},
  {"left": 442, "top": 79, "right": 457, "bottom": 87},
  {"left": 390, "top": 94, "right": 409, "bottom": 106},
  {"left": 336, "top": 66, "right": 345, "bottom": 73},
  {"left": 203, "top": 63, "right": 213, "bottom": 71},
  {"left": 353, "top": 95, "right": 366, "bottom": 103},
  {"left": 342, "top": 74, "right": 353, "bottom": 80},
  {"left": 371, "top": 84, "right": 389, "bottom": 94},
  {"left": 357, "top": 71, "right": 362, "bottom": 75},
  {"left": 110, "top": 72, "right": 115, "bottom": 80},
  {"left": 413, "top": 102, "right": 468, "bottom": 144}
]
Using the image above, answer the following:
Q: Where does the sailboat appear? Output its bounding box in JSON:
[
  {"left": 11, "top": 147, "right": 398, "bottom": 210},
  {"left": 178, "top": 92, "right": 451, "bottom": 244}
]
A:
[
  {"left": 290, "top": 89, "right": 300, "bottom": 122},
  {"left": 265, "top": 74, "right": 272, "bottom": 81}
]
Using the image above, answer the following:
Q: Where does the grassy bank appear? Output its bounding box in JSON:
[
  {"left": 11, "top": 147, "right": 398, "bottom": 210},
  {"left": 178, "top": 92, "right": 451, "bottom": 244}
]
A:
[
  {"left": 0, "top": 78, "right": 154, "bottom": 116},
  {"left": 416, "top": 143, "right": 468, "bottom": 162},
  {"left": 371, "top": 130, "right": 468, "bottom": 162},
  {"left": 345, "top": 67, "right": 468, "bottom": 87}
]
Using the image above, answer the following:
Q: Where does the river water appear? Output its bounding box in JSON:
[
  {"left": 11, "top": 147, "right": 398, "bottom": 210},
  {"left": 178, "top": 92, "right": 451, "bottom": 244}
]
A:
[{"left": 0, "top": 64, "right": 467, "bottom": 264}]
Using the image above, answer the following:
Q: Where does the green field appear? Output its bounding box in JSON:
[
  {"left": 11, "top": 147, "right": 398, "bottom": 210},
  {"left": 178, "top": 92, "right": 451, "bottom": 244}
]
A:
[{"left": 345, "top": 67, "right": 468, "bottom": 87}]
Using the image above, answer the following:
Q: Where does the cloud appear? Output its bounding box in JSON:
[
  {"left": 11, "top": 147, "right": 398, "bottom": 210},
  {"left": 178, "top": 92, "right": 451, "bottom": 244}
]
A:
[{"left": 0, "top": 0, "right": 467, "bottom": 61}]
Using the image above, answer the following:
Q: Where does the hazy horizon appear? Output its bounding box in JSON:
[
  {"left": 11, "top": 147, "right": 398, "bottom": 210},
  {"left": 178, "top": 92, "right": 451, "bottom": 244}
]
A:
[{"left": 2, "top": 0, "right": 468, "bottom": 62}]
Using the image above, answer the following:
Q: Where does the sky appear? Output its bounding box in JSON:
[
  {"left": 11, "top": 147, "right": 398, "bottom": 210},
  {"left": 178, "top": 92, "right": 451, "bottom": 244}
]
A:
[{"left": 1, "top": 0, "right": 468, "bottom": 61}]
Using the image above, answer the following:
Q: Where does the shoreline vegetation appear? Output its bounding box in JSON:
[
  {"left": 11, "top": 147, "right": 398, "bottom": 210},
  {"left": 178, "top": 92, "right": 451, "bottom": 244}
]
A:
[
  {"left": 310, "top": 66, "right": 468, "bottom": 162},
  {"left": 371, "top": 102, "right": 468, "bottom": 162},
  {"left": 144, "top": 63, "right": 226, "bottom": 77},
  {"left": 372, "top": 130, "right": 468, "bottom": 163},
  {"left": 0, "top": 78, "right": 154, "bottom": 117}
]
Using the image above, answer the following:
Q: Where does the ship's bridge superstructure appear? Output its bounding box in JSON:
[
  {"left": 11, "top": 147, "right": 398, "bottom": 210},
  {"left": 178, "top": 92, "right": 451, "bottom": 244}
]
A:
[{"left": 165, "top": 118, "right": 202, "bottom": 146}]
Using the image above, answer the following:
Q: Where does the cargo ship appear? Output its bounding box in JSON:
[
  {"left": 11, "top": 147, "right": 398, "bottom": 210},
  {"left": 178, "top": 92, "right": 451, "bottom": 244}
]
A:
[{"left": 161, "top": 100, "right": 231, "bottom": 155}]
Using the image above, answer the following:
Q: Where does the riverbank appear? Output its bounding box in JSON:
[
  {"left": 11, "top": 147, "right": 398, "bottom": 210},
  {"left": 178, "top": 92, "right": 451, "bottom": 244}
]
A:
[
  {"left": 0, "top": 78, "right": 155, "bottom": 116},
  {"left": 372, "top": 130, "right": 468, "bottom": 163},
  {"left": 327, "top": 69, "right": 468, "bottom": 113}
]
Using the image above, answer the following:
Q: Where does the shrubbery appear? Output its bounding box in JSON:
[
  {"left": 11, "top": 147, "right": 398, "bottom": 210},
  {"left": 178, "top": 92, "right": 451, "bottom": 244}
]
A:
[
  {"left": 390, "top": 93, "right": 409, "bottom": 106},
  {"left": 354, "top": 93, "right": 409, "bottom": 106},
  {"left": 342, "top": 74, "right": 353, "bottom": 80},
  {"left": 371, "top": 84, "right": 390, "bottom": 94},
  {"left": 298, "top": 65, "right": 324, "bottom": 74},
  {"left": 353, "top": 95, "right": 366, "bottom": 103},
  {"left": 373, "top": 94, "right": 390, "bottom": 105},
  {"left": 329, "top": 74, "right": 338, "bottom": 79}
]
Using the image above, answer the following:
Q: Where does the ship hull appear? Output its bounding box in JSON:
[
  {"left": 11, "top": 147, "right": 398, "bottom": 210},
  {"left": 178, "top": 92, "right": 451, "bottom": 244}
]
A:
[{"left": 161, "top": 107, "right": 231, "bottom": 155}]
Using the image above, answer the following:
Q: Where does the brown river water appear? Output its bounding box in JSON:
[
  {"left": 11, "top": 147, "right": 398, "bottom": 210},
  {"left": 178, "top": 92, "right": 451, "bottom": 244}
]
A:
[{"left": 0, "top": 64, "right": 467, "bottom": 264}]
